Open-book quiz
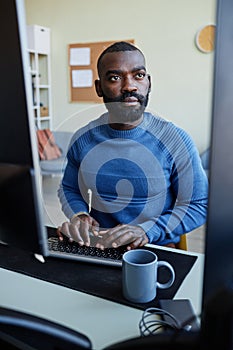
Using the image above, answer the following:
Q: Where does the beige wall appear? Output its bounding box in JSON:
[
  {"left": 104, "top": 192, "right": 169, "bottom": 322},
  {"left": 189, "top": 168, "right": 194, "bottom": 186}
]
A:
[{"left": 25, "top": 0, "right": 216, "bottom": 153}]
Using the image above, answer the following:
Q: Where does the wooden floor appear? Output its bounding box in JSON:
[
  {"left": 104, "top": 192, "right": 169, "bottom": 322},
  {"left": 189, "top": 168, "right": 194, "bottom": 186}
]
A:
[
  {"left": 186, "top": 225, "right": 205, "bottom": 254},
  {"left": 42, "top": 176, "right": 206, "bottom": 254}
]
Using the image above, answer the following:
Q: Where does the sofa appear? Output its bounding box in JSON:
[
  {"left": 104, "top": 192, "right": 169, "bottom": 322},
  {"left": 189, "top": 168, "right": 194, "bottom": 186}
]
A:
[
  {"left": 39, "top": 132, "right": 210, "bottom": 180},
  {"left": 200, "top": 148, "right": 210, "bottom": 178},
  {"left": 39, "top": 131, "right": 73, "bottom": 176}
]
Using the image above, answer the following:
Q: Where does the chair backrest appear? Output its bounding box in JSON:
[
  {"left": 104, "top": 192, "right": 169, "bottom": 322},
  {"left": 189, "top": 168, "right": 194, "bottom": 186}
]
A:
[
  {"left": 175, "top": 234, "right": 187, "bottom": 251},
  {"left": 0, "top": 306, "right": 92, "bottom": 350},
  {"left": 102, "top": 330, "right": 200, "bottom": 349}
]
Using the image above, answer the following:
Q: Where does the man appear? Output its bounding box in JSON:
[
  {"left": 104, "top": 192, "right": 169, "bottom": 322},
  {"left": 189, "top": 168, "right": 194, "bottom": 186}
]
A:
[{"left": 57, "top": 41, "right": 208, "bottom": 250}]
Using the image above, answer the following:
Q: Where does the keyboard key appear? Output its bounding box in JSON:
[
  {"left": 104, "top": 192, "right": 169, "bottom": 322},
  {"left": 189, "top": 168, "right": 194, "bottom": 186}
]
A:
[{"left": 47, "top": 236, "right": 128, "bottom": 266}]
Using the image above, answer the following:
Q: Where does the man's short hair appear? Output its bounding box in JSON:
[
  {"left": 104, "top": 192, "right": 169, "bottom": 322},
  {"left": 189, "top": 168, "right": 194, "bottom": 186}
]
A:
[{"left": 97, "top": 41, "right": 143, "bottom": 75}]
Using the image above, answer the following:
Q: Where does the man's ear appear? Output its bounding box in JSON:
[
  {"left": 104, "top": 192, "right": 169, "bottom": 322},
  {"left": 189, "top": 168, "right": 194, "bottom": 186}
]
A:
[
  {"left": 95, "top": 79, "right": 103, "bottom": 97},
  {"left": 147, "top": 74, "right": 151, "bottom": 93}
]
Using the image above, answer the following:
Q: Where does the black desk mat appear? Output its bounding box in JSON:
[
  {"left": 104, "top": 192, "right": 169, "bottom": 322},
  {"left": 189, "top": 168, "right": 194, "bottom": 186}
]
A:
[{"left": 0, "top": 243, "right": 197, "bottom": 311}]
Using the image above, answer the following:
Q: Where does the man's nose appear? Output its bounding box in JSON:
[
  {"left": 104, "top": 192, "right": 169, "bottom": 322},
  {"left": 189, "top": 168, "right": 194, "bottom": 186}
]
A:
[{"left": 121, "top": 76, "right": 137, "bottom": 93}]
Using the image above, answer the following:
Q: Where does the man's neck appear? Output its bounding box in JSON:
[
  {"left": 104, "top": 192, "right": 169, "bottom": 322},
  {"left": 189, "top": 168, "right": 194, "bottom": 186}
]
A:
[{"left": 109, "top": 115, "right": 144, "bottom": 130}]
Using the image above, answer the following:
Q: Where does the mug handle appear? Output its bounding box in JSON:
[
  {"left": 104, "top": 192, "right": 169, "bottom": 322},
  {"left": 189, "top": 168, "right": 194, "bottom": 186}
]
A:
[{"left": 156, "top": 261, "right": 175, "bottom": 289}]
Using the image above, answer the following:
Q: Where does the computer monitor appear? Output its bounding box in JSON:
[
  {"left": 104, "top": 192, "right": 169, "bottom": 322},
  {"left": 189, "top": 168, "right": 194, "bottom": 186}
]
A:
[
  {"left": 0, "top": 2, "right": 93, "bottom": 348},
  {"left": 0, "top": 0, "right": 232, "bottom": 349},
  {"left": 0, "top": 0, "right": 47, "bottom": 254},
  {"left": 199, "top": 0, "right": 233, "bottom": 347},
  {"left": 201, "top": 0, "right": 233, "bottom": 307}
]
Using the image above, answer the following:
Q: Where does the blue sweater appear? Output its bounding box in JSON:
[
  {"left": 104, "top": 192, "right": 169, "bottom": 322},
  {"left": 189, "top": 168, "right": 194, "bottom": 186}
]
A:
[{"left": 58, "top": 112, "right": 208, "bottom": 246}]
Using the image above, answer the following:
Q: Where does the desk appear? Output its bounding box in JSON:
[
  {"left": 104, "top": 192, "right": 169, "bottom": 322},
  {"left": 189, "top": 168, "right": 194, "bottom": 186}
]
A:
[{"left": 0, "top": 246, "right": 204, "bottom": 350}]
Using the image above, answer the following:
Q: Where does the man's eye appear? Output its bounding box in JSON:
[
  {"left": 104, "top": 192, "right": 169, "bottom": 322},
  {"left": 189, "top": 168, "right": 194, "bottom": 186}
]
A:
[
  {"left": 136, "top": 72, "right": 146, "bottom": 79},
  {"left": 109, "top": 76, "right": 120, "bottom": 81}
]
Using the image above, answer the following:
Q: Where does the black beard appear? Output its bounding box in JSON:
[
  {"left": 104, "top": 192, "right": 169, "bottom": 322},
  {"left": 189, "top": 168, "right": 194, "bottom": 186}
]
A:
[{"left": 102, "top": 91, "right": 149, "bottom": 124}]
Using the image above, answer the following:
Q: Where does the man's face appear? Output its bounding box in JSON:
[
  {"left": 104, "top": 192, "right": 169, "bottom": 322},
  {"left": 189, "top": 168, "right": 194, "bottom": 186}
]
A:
[{"left": 95, "top": 50, "right": 151, "bottom": 125}]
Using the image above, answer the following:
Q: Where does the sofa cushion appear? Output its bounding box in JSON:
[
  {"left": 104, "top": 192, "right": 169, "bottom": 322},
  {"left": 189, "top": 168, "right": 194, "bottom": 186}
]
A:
[
  {"left": 39, "top": 131, "right": 73, "bottom": 175},
  {"left": 40, "top": 156, "right": 67, "bottom": 173}
]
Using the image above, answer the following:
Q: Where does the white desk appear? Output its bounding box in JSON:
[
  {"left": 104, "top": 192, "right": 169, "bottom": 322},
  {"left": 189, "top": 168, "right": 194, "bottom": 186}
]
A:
[{"left": 0, "top": 246, "right": 204, "bottom": 350}]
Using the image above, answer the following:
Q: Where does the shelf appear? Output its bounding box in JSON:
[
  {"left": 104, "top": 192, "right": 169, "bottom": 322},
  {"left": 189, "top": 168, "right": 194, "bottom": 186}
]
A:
[
  {"left": 35, "top": 116, "right": 51, "bottom": 121},
  {"left": 38, "top": 85, "right": 50, "bottom": 89},
  {"left": 27, "top": 25, "right": 52, "bottom": 130}
]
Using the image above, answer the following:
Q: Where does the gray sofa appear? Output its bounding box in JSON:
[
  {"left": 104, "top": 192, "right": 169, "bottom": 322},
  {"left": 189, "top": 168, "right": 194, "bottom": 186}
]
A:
[
  {"left": 40, "top": 132, "right": 210, "bottom": 179},
  {"left": 39, "top": 131, "right": 73, "bottom": 176},
  {"left": 200, "top": 148, "right": 210, "bottom": 178}
]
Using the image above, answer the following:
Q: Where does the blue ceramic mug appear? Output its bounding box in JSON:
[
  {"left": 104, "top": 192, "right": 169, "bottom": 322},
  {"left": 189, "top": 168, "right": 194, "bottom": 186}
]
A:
[{"left": 122, "top": 249, "right": 175, "bottom": 303}]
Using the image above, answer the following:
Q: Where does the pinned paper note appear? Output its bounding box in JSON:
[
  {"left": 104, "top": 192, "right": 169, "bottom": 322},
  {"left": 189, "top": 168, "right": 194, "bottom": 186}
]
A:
[
  {"left": 70, "top": 47, "right": 91, "bottom": 66},
  {"left": 72, "top": 69, "right": 93, "bottom": 88}
]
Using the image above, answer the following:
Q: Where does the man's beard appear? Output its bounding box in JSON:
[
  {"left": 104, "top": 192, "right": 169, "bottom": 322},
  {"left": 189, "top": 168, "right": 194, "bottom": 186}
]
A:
[{"left": 102, "top": 91, "right": 150, "bottom": 124}]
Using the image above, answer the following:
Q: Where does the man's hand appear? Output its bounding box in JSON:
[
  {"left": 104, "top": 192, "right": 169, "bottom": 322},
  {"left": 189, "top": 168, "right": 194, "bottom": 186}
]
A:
[
  {"left": 57, "top": 214, "right": 100, "bottom": 246},
  {"left": 95, "top": 224, "right": 149, "bottom": 250}
]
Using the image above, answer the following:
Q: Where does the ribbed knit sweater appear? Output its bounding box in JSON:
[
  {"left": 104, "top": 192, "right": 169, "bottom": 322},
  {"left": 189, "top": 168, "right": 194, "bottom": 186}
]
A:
[{"left": 58, "top": 112, "right": 208, "bottom": 245}]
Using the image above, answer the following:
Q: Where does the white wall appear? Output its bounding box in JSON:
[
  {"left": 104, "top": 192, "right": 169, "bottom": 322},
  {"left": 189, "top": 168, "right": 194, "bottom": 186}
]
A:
[{"left": 25, "top": 0, "right": 216, "bottom": 153}]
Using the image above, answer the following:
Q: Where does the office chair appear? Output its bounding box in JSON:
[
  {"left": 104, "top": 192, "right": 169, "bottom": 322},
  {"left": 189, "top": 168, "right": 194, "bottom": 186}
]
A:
[
  {"left": 0, "top": 306, "right": 92, "bottom": 350},
  {"left": 175, "top": 234, "right": 187, "bottom": 251},
  {"left": 102, "top": 331, "right": 201, "bottom": 350}
]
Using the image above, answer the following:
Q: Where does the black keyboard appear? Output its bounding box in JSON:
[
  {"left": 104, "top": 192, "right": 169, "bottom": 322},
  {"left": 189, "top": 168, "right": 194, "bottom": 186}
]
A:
[{"left": 47, "top": 234, "right": 128, "bottom": 267}]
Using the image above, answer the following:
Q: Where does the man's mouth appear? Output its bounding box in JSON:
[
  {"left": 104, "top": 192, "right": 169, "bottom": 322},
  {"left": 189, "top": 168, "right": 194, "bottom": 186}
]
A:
[{"left": 122, "top": 97, "right": 139, "bottom": 106}]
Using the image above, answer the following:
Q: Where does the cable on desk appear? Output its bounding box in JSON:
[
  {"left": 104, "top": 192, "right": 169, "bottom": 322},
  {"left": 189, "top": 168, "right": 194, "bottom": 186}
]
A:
[
  {"left": 139, "top": 307, "right": 201, "bottom": 337},
  {"left": 139, "top": 307, "right": 181, "bottom": 336}
]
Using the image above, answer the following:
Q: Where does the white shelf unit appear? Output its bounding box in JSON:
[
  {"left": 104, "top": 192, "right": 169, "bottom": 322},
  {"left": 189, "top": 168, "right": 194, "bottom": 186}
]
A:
[{"left": 27, "top": 25, "right": 52, "bottom": 130}]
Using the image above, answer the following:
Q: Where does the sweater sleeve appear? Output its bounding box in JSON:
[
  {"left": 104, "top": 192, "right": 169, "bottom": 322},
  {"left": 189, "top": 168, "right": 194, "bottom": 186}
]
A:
[
  {"left": 58, "top": 145, "right": 89, "bottom": 219},
  {"left": 138, "top": 134, "right": 208, "bottom": 246}
]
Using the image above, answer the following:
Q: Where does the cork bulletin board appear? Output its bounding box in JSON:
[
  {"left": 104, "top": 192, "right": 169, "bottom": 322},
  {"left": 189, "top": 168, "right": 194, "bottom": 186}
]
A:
[{"left": 68, "top": 39, "right": 135, "bottom": 103}]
